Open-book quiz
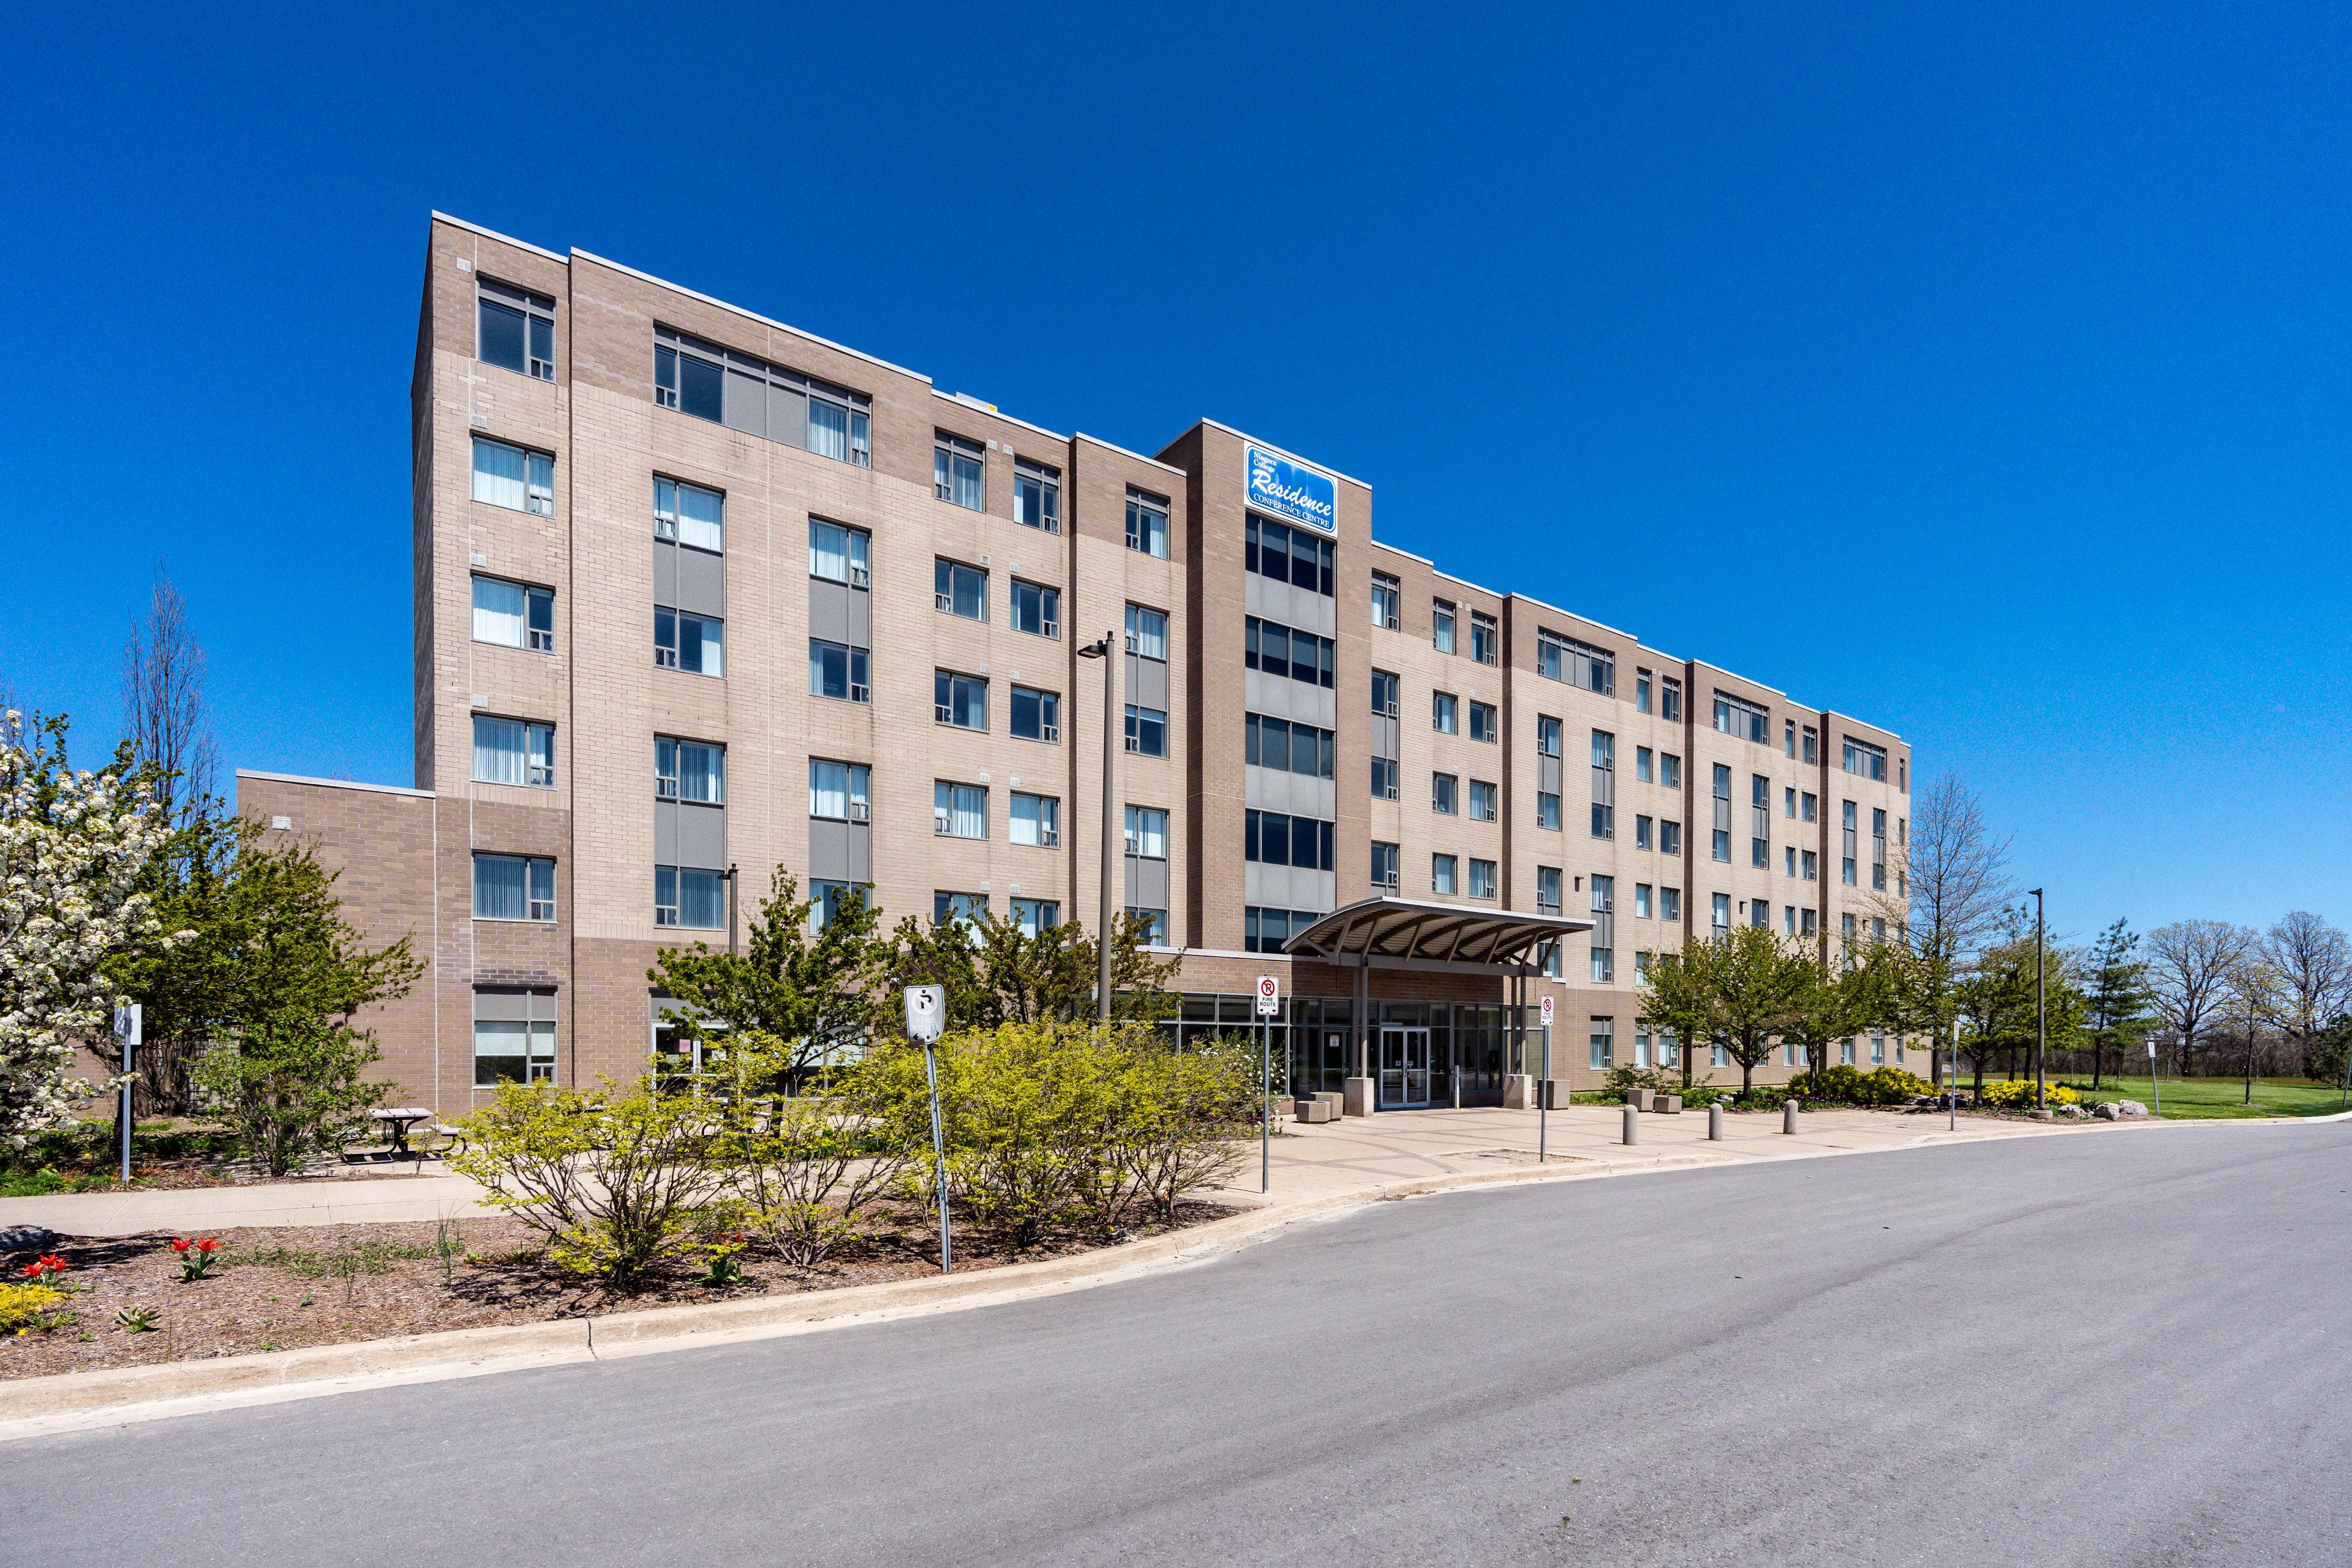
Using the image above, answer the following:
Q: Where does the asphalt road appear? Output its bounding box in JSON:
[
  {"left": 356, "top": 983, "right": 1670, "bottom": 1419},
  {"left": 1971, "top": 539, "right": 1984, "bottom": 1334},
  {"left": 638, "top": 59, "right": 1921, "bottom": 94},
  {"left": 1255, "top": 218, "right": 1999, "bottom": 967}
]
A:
[{"left": 8, "top": 1124, "right": 2348, "bottom": 1567}]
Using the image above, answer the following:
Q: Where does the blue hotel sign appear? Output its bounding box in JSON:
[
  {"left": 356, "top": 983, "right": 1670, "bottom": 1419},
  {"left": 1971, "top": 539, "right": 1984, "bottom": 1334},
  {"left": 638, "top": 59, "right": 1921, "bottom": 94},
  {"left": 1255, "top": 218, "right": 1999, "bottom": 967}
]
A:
[{"left": 1246, "top": 444, "right": 1337, "bottom": 534}]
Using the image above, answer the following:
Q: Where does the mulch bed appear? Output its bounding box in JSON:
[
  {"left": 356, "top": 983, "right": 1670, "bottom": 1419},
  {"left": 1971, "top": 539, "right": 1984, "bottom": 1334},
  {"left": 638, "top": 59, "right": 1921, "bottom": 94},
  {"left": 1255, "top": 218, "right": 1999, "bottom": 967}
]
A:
[{"left": 2, "top": 1200, "right": 1231, "bottom": 1382}]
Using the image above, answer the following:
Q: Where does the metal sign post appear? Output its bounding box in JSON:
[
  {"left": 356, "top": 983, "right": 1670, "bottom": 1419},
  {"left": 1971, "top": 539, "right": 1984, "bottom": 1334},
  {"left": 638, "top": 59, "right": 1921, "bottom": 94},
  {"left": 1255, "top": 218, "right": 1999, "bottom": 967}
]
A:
[
  {"left": 2148, "top": 1037, "right": 2160, "bottom": 1118},
  {"left": 113, "top": 1004, "right": 141, "bottom": 1184},
  {"left": 1255, "top": 975, "right": 1279, "bottom": 1193},
  {"left": 1538, "top": 995, "right": 1555, "bottom": 1162},
  {"left": 904, "top": 986, "right": 951, "bottom": 1274},
  {"left": 1949, "top": 1015, "right": 1959, "bottom": 1132}
]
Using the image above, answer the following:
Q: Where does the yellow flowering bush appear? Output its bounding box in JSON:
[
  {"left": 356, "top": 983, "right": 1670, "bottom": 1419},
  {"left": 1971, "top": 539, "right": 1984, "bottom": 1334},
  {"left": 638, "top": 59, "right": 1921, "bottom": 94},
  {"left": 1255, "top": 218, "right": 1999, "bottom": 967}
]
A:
[
  {"left": 0, "top": 1281, "right": 70, "bottom": 1335},
  {"left": 1981, "top": 1078, "right": 2080, "bottom": 1108}
]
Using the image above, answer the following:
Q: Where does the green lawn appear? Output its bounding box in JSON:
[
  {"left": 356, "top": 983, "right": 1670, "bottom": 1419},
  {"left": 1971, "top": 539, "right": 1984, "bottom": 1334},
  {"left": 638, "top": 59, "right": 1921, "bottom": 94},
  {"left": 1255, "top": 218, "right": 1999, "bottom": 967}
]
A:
[{"left": 2056, "top": 1075, "right": 2350, "bottom": 1120}]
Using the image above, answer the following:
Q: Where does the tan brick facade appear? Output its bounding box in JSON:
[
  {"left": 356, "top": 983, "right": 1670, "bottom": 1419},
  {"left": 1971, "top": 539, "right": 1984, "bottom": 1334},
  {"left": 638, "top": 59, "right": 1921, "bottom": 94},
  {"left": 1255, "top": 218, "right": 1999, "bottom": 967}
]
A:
[{"left": 232, "top": 213, "right": 1917, "bottom": 1117}]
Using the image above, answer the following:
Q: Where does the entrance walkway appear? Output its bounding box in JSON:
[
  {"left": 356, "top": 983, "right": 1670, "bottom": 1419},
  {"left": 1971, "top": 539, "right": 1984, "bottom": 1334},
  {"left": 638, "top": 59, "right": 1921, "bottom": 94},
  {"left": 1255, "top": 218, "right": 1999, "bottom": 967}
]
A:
[{"left": 3, "top": 1106, "right": 2096, "bottom": 1239}]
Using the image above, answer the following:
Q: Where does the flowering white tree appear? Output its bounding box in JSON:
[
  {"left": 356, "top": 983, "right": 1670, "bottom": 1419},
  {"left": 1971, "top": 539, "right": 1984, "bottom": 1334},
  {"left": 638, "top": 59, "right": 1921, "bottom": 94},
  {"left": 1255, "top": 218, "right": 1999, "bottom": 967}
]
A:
[{"left": 1, "top": 710, "right": 173, "bottom": 1149}]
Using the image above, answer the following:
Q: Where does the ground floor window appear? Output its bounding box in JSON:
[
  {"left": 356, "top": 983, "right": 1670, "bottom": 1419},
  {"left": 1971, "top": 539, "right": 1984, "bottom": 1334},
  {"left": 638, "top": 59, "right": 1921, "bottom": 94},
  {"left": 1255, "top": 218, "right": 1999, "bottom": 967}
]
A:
[
  {"left": 1171, "top": 995, "right": 1532, "bottom": 1104},
  {"left": 474, "top": 987, "right": 556, "bottom": 1086},
  {"left": 1589, "top": 1018, "right": 1613, "bottom": 1071}
]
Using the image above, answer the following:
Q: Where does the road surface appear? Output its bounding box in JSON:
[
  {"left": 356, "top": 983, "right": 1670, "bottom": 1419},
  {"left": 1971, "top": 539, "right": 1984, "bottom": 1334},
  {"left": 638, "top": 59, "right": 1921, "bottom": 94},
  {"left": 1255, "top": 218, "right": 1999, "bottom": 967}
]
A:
[{"left": 7, "top": 1122, "right": 2348, "bottom": 1566}]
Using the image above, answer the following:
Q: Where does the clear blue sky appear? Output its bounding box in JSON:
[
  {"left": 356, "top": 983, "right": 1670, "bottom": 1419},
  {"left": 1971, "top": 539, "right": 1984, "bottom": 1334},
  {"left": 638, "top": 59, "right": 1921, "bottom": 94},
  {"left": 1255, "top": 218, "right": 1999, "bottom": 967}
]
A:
[{"left": 4, "top": 4, "right": 2345, "bottom": 943}]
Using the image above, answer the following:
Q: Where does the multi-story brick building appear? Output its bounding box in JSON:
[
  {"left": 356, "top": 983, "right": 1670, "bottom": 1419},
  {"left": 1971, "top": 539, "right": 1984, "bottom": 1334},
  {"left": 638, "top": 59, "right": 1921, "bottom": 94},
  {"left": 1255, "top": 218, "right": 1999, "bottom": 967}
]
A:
[{"left": 239, "top": 212, "right": 1915, "bottom": 1118}]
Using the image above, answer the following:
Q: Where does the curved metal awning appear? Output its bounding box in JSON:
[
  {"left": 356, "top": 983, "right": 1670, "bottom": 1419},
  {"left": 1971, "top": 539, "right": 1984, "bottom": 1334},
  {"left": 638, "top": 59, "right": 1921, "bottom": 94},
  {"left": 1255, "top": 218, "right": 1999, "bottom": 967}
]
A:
[{"left": 1282, "top": 895, "right": 1593, "bottom": 974}]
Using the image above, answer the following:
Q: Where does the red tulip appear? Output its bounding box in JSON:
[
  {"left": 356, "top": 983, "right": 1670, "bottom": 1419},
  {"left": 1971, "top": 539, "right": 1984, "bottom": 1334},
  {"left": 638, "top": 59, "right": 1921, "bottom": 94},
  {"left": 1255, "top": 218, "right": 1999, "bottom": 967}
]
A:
[
  {"left": 197, "top": 1239, "right": 217, "bottom": 1253},
  {"left": 172, "top": 1238, "right": 191, "bottom": 1252}
]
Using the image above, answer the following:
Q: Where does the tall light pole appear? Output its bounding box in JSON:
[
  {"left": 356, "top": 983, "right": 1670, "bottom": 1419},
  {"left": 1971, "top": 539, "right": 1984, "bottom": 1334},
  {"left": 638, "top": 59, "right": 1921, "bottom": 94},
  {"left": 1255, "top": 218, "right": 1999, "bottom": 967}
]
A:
[
  {"left": 2030, "top": 888, "right": 2046, "bottom": 1111},
  {"left": 1077, "top": 633, "right": 1117, "bottom": 1022}
]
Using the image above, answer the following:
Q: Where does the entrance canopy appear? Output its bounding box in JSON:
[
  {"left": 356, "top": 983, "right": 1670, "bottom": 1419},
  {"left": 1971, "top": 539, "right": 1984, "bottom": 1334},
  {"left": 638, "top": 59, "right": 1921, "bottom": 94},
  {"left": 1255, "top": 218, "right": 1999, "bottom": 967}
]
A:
[{"left": 1282, "top": 896, "right": 1592, "bottom": 975}]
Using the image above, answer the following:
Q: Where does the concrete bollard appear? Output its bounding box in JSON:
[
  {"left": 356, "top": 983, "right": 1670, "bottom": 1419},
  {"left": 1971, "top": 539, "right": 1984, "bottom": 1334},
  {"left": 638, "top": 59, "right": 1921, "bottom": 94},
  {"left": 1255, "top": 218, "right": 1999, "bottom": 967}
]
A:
[
  {"left": 1708, "top": 1102, "right": 1724, "bottom": 1141},
  {"left": 1782, "top": 1099, "right": 1799, "bottom": 1135},
  {"left": 1622, "top": 1102, "right": 1639, "bottom": 1146}
]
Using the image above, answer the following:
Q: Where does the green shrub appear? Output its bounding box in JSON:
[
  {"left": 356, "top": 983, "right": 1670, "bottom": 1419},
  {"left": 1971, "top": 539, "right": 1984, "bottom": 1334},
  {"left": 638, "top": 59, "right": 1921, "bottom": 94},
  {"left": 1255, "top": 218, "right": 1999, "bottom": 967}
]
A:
[
  {"left": 1783, "top": 1065, "right": 1933, "bottom": 1106},
  {"left": 1981, "top": 1078, "right": 2080, "bottom": 1108},
  {"left": 450, "top": 1076, "right": 727, "bottom": 1287},
  {"left": 716, "top": 1044, "right": 918, "bottom": 1268},
  {"left": 1602, "top": 1066, "right": 1680, "bottom": 1101},
  {"left": 192, "top": 1024, "right": 395, "bottom": 1176}
]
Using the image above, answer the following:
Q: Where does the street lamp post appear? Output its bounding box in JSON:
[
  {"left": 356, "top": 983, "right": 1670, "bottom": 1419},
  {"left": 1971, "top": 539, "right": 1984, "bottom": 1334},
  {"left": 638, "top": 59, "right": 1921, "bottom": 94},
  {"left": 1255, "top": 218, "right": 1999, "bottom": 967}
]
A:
[
  {"left": 1077, "top": 633, "right": 1117, "bottom": 1022},
  {"left": 2030, "top": 887, "right": 2046, "bottom": 1111}
]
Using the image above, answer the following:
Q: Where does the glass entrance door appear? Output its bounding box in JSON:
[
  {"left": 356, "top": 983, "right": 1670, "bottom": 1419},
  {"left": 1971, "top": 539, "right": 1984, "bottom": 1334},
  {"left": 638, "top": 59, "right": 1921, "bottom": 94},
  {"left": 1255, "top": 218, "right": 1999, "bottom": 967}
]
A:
[{"left": 1378, "top": 1025, "right": 1434, "bottom": 1108}]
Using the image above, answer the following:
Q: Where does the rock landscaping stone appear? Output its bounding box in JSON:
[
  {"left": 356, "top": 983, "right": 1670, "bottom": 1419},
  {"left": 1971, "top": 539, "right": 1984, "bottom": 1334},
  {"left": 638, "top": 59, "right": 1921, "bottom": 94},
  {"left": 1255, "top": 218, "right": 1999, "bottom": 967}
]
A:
[
  {"left": 0, "top": 1225, "right": 59, "bottom": 1254},
  {"left": 2114, "top": 1099, "right": 2150, "bottom": 1118},
  {"left": 2093, "top": 1102, "right": 2120, "bottom": 1119}
]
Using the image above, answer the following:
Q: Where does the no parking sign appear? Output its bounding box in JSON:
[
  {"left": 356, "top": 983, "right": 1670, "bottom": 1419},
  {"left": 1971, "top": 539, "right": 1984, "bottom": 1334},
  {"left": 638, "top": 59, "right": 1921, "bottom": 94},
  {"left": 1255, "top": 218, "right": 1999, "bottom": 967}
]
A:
[
  {"left": 1255, "top": 974, "right": 1281, "bottom": 1015},
  {"left": 1539, "top": 995, "right": 1555, "bottom": 1028}
]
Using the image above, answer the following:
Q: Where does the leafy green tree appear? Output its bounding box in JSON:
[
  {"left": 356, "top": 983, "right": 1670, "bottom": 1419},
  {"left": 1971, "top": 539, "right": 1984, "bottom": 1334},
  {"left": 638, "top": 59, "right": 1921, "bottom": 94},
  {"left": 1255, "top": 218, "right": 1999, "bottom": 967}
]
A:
[
  {"left": 2080, "top": 919, "right": 2156, "bottom": 1089},
  {"left": 191, "top": 1021, "right": 395, "bottom": 1176},
  {"left": 1783, "top": 944, "right": 1903, "bottom": 1085},
  {"left": 1641, "top": 927, "right": 1814, "bottom": 1097},
  {"left": 886, "top": 908, "right": 1180, "bottom": 1031},
  {"left": 646, "top": 870, "right": 893, "bottom": 1095}
]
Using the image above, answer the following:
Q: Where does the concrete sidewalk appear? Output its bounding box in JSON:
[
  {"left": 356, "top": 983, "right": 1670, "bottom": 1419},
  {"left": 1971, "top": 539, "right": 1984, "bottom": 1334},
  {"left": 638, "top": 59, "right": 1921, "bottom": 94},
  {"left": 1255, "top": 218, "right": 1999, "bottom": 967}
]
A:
[{"left": 4, "top": 1103, "right": 2087, "bottom": 1238}]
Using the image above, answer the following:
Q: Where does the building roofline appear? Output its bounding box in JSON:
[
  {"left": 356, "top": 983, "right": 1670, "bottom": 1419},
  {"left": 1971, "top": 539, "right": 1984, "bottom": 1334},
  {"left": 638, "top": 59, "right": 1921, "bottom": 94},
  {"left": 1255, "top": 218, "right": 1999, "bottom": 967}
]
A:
[
  {"left": 568, "top": 247, "right": 933, "bottom": 386},
  {"left": 1820, "top": 709, "right": 1905, "bottom": 744},
  {"left": 1188, "top": 419, "right": 1372, "bottom": 490},
  {"left": 931, "top": 388, "right": 1066, "bottom": 444},
  {"left": 1074, "top": 432, "right": 1187, "bottom": 479},
  {"left": 236, "top": 769, "right": 435, "bottom": 801},
  {"left": 430, "top": 212, "right": 566, "bottom": 264}
]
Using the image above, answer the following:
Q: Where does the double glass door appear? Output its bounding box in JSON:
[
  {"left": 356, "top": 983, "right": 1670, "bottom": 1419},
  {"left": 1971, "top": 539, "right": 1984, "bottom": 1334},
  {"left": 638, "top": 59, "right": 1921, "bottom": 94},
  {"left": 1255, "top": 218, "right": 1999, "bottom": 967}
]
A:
[{"left": 1379, "top": 1025, "right": 1435, "bottom": 1108}]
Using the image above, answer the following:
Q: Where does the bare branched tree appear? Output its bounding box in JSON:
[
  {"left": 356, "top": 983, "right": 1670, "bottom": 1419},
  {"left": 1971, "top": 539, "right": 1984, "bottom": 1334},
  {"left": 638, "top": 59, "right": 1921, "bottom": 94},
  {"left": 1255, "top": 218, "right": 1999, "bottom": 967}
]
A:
[
  {"left": 1873, "top": 771, "right": 2014, "bottom": 1085},
  {"left": 2144, "top": 920, "right": 2260, "bottom": 1077},
  {"left": 122, "top": 563, "right": 218, "bottom": 828},
  {"left": 2261, "top": 911, "right": 2352, "bottom": 1075}
]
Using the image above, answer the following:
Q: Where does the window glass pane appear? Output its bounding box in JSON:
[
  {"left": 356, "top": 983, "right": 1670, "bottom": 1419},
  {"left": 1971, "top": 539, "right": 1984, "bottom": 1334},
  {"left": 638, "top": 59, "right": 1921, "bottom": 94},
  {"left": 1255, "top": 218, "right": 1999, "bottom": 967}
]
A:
[
  {"left": 473, "top": 855, "right": 526, "bottom": 920},
  {"left": 808, "top": 399, "right": 848, "bottom": 460},
  {"left": 676, "top": 483, "right": 724, "bottom": 552},
  {"left": 679, "top": 353, "right": 723, "bottom": 422},
  {"left": 679, "top": 868, "right": 726, "bottom": 928},
  {"left": 810, "top": 761, "right": 847, "bottom": 819},
  {"left": 471, "top": 438, "right": 528, "bottom": 510},
  {"left": 810, "top": 521, "right": 847, "bottom": 581},
  {"left": 472, "top": 717, "right": 523, "bottom": 785},
  {"left": 472, "top": 577, "right": 527, "bottom": 647}
]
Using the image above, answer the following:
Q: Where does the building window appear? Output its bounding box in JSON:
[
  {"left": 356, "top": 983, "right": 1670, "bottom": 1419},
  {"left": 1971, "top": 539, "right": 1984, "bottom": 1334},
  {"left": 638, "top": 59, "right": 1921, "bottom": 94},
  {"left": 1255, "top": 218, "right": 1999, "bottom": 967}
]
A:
[
  {"left": 1371, "top": 670, "right": 1399, "bottom": 717},
  {"left": 1842, "top": 800, "right": 1858, "bottom": 885},
  {"left": 1661, "top": 753, "right": 1682, "bottom": 789},
  {"left": 1591, "top": 730, "right": 1616, "bottom": 840},
  {"left": 1244, "top": 810, "right": 1334, "bottom": 870},
  {"left": 1661, "top": 677, "right": 1683, "bottom": 722},
  {"left": 1469, "top": 858, "right": 1498, "bottom": 899},
  {"left": 1014, "top": 898, "right": 1062, "bottom": 937},
  {"left": 1786, "top": 846, "right": 1798, "bottom": 878},
  {"left": 1470, "top": 612, "right": 1499, "bottom": 666},
  {"left": 1538, "top": 631, "right": 1613, "bottom": 694},
  {"left": 1432, "top": 773, "right": 1458, "bottom": 815},
  {"left": 1800, "top": 791, "right": 1818, "bottom": 823},
  {"left": 1010, "top": 791, "right": 1060, "bottom": 847},
  {"left": 1432, "top": 691, "right": 1458, "bottom": 734},
  {"left": 1710, "top": 764, "right": 1732, "bottom": 861},
  {"left": 1872, "top": 808, "right": 1888, "bottom": 890},
  {"left": 934, "top": 432, "right": 985, "bottom": 510},
  {"left": 1247, "top": 514, "right": 1334, "bottom": 595},
  {"left": 1660, "top": 820, "right": 1681, "bottom": 855},
  {"left": 472, "top": 576, "right": 553, "bottom": 653},
  {"left": 1431, "top": 600, "right": 1455, "bottom": 654},
  {"left": 471, "top": 436, "right": 553, "bottom": 516},
  {"left": 1752, "top": 900, "right": 1770, "bottom": 930},
  {"left": 654, "top": 865, "right": 726, "bottom": 930},
  {"left": 1536, "top": 865, "right": 1563, "bottom": 913},
  {"left": 477, "top": 279, "right": 554, "bottom": 381},
  {"left": 1247, "top": 715, "right": 1336, "bottom": 780},
  {"left": 1711, "top": 892, "right": 1730, "bottom": 932},
  {"left": 1802, "top": 908, "right": 1818, "bottom": 938},
  {"left": 1010, "top": 686, "right": 1061, "bottom": 744},
  {"left": 473, "top": 854, "right": 555, "bottom": 922},
  {"left": 1871, "top": 1030, "right": 1886, "bottom": 1065},
  {"left": 1635, "top": 746, "right": 1652, "bottom": 784},
  {"left": 654, "top": 477, "right": 724, "bottom": 553},
  {"left": 935, "top": 671, "right": 987, "bottom": 730},
  {"left": 1802, "top": 850, "right": 1818, "bottom": 881},
  {"left": 1468, "top": 780, "right": 1498, "bottom": 822},
  {"left": 655, "top": 327, "right": 869, "bottom": 464},
  {"left": 1635, "top": 815, "right": 1652, "bottom": 852},
  {"left": 1784, "top": 718, "right": 1797, "bottom": 759},
  {"left": 934, "top": 781, "right": 987, "bottom": 839},
  {"left": 1538, "top": 792, "right": 1561, "bottom": 831},
  {"left": 1124, "top": 705, "right": 1167, "bottom": 757},
  {"left": 1590, "top": 875, "right": 1615, "bottom": 980},
  {"left": 1659, "top": 887, "right": 1681, "bottom": 922},
  {"left": 1246, "top": 907, "right": 1317, "bottom": 954},
  {"left": 473, "top": 989, "right": 556, "bottom": 1086},
  {"left": 1372, "top": 841, "right": 1401, "bottom": 891},
  {"left": 1784, "top": 905, "right": 1798, "bottom": 937},
  {"left": 1127, "top": 603, "right": 1169, "bottom": 659},
  {"left": 809, "top": 760, "right": 871, "bottom": 823},
  {"left": 1713, "top": 691, "right": 1769, "bottom": 744},
  {"left": 808, "top": 519, "right": 871, "bottom": 587},
  {"left": 808, "top": 639, "right": 871, "bottom": 703},
  {"left": 1432, "top": 853, "right": 1458, "bottom": 895},
  {"left": 1589, "top": 1018, "right": 1613, "bottom": 1071},
  {"left": 1634, "top": 882, "right": 1653, "bottom": 920},
  {"left": 1843, "top": 737, "right": 1889, "bottom": 780},
  {"left": 1802, "top": 725, "right": 1819, "bottom": 765},
  {"left": 1784, "top": 786, "right": 1798, "bottom": 820},
  {"left": 1010, "top": 579, "right": 1060, "bottom": 639},
  {"left": 1124, "top": 805, "right": 1169, "bottom": 860},
  {"left": 1635, "top": 670, "right": 1653, "bottom": 714},
  {"left": 1370, "top": 572, "right": 1400, "bottom": 630},
  {"left": 1013, "top": 460, "right": 1061, "bottom": 533},
  {"left": 472, "top": 716, "right": 554, "bottom": 789},
  {"left": 1127, "top": 487, "right": 1171, "bottom": 558},
  {"left": 1245, "top": 617, "right": 1335, "bottom": 686},
  {"left": 1125, "top": 907, "right": 1164, "bottom": 946},
  {"left": 654, "top": 737, "right": 724, "bottom": 804},
  {"left": 1469, "top": 702, "right": 1498, "bottom": 744},
  {"left": 1750, "top": 774, "right": 1770, "bottom": 868},
  {"left": 654, "top": 607, "right": 724, "bottom": 677},
  {"left": 934, "top": 559, "right": 987, "bottom": 621},
  {"left": 934, "top": 891, "right": 987, "bottom": 930}
]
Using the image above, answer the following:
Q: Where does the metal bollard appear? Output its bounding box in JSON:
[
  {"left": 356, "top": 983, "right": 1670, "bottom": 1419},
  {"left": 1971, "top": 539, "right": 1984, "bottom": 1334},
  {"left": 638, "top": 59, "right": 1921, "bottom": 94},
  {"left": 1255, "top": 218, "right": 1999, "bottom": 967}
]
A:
[
  {"left": 1708, "top": 1102, "right": 1724, "bottom": 1141},
  {"left": 1622, "top": 1101, "right": 1639, "bottom": 1146},
  {"left": 1782, "top": 1099, "right": 1799, "bottom": 1135}
]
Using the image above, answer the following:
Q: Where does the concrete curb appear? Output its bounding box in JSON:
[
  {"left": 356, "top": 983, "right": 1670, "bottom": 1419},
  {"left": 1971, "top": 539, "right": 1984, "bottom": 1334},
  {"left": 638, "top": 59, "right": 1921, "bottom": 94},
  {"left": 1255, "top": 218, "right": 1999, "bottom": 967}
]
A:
[{"left": 0, "top": 1152, "right": 1698, "bottom": 1443}]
